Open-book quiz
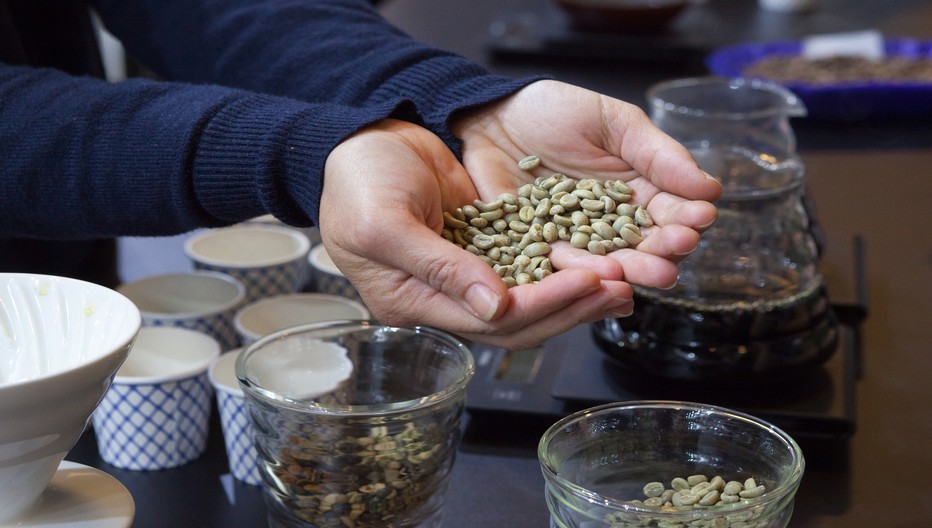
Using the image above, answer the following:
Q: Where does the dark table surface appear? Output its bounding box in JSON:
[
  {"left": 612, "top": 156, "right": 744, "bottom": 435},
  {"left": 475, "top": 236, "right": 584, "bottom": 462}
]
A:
[{"left": 70, "top": 0, "right": 932, "bottom": 526}]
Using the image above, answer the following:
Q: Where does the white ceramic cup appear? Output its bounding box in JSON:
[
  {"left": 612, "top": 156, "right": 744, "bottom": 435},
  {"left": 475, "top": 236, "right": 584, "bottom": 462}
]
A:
[
  {"left": 184, "top": 224, "right": 312, "bottom": 304},
  {"left": 246, "top": 214, "right": 322, "bottom": 248},
  {"left": 117, "top": 271, "right": 245, "bottom": 351},
  {"left": 208, "top": 350, "right": 261, "bottom": 486},
  {"left": 307, "top": 244, "right": 363, "bottom": 304},
  {"left": 233, "top": 293, "right": 370, "bottom": 347},
  {"left": 92, "top": 327, "right": 220, "bottom": 471}
]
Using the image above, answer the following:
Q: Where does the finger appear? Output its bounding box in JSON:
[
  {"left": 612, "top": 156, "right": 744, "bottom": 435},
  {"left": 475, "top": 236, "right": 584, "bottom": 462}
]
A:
[
  {"left": 546, "top": 241, "right": 625, "bottom": 280},
  {"left": 608, "top": 103, "right": 723, "bottom": 201},
  {"left": 644, "top": 195, "right": 719, "bottom": 231},
  {"left": 634, "top": 224, "right": 701, "bottom": 261},
  {"left": 458, "top": 278, "right": 634, "bottom": 350},
  {"left": 375, "top": 220, "right": 512, "bottom": 322},
  {"left": 604, "top": 247, "right": 681, "bottom": 289}
]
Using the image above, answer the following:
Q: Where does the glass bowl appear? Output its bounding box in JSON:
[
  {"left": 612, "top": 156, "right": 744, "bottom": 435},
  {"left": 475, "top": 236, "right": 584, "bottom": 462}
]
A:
[
  {"left": 538, "top": 401, "right": 804, "bottom": 528},
  {"left": 236, "top": 321, "right": 475, "bottom": 528}
]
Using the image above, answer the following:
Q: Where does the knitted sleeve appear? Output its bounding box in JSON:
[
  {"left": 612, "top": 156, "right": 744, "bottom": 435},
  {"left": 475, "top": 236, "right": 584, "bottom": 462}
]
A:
[
  {"left": 0, "top": 62, "right": 405, "bottom": 238},
  {"left": 90, "top": 0, "right": 539, "bottom": 154}
]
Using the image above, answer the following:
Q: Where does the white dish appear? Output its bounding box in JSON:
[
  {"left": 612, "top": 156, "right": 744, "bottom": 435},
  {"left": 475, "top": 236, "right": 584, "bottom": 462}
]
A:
[{"left": 6, "top": 461, "right": 135, "bottom": 528}]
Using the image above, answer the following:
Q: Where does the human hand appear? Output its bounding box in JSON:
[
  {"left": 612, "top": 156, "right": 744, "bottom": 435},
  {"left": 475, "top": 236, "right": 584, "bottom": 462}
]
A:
[
  {"left": 451, "top": 79, "right": 723, "bottom": 289},
  {"left": 320, "top": 119, "right": 635, "bottom": 350}
]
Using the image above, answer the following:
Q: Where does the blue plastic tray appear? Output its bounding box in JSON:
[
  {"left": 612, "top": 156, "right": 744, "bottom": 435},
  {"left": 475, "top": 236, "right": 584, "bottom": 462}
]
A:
[{"left": 706, "top": 39, "right": 932, "bottom": 120}]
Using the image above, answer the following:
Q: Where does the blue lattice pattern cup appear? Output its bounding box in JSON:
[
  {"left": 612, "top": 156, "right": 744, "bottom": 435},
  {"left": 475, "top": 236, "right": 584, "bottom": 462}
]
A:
[
  {"left": 233, "top": 293, "right": 369, "bottom": 348},
  {"left": 117, "top": 271, "right": 245, "bottom": 351},
  {"left": 307, "top": 244, "right": 363, "bottom": 305},
  {"left": 184, "top": 225, "right": 312, "bottom": 304},
  {"left": 92, "top": 327, "right": 220, "bottom": 470},
  {"left": 208, "top": 349, "right": 261, "bottom": 485}
]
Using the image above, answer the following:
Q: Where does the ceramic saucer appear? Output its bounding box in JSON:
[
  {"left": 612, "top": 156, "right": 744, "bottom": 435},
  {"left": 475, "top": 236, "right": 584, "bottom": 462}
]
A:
[{"left": 5, "top": 461, "right": 135, "bottom": 528}]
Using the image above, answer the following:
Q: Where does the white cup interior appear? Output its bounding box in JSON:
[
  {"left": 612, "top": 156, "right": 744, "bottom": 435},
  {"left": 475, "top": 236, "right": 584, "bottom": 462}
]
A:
[
  {"left": 208, "top": 349, "right": 243, "bottom": 396},
  {"left": 115, "top": 327, "right": 220, "bottom": 383},
  {"left": 117, "top": 271, "right": 244, "bottom": 317},
  {"left": 234, "top": 294, "right": 369, "bottom": 344},
  {"left": 184, "top": 225, "right": 310, "bottom": 268}
]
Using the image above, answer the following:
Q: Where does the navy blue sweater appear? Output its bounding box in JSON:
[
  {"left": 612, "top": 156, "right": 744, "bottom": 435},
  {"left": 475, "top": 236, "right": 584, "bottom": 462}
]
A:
[{"left": 0, "top": 0, "right": 534, "bottom": 240}]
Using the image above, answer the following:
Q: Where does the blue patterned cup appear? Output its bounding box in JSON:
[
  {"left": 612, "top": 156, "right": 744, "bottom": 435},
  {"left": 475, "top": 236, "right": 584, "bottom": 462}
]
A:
[
  {"left": 117, "top": 271, "right": 245, "bottom": 351},
  {"left": 307, "top": 244, "right": 363, "bottom": 305},
  {"left": 233, "top": 293, "right": 370, "bottom": 348},
  {"left": 92, "top": 327, "right": 220, "bottom": 470},
  {"left": 208, "top": 349, "right": 261, "bottom": 486},
  {"left": 184, "top": 225, "right": 312, "bottom": 304}
]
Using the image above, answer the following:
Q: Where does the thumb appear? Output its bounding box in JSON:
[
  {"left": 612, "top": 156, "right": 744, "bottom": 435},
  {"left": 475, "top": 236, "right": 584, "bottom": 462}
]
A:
[{"left": 384, "top": 221, "right": 510, "bottom": 322}]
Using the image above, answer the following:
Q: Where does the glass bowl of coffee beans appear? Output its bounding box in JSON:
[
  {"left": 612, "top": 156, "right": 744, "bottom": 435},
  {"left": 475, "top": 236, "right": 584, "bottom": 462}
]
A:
[{"left": 538, "top": 401, "right": 804, "bottom": 528}]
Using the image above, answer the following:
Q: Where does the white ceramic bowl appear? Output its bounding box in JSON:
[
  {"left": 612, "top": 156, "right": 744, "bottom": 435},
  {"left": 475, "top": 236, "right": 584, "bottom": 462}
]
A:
[
  {"left": 233, "top": 293, "right": 370, "bottom": 347},
  {"left": 0, "top": 273, "right": 141, "bottom": 523}
]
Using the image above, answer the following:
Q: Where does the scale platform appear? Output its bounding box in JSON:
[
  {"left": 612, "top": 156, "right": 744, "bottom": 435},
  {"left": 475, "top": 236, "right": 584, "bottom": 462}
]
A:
[{"left": 464, "top": 235, "right": 866, "bottom": 443}]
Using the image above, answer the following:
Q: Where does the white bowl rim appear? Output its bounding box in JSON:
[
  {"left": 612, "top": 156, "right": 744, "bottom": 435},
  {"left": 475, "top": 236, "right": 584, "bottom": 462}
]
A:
[
  {"left": 233, "top": 292, "right": 370, "bottom": 341},
  {"left": 117, "top": 270, "right": 246, "bottom": 320},
  {"left": 0, "top": 273, "right": 141, "bottom": 391},
  {"left": 113, "top": 326, "right": 220, "bottom": 384},
  {"left": 208, "top": 349, "right": 244, "bottom": 397},
  {"left": 183, "top": 224, "right": 311, "bottom": 268},
  {"left": 308, "top": 244, "right": 343, "bottom": 276}
]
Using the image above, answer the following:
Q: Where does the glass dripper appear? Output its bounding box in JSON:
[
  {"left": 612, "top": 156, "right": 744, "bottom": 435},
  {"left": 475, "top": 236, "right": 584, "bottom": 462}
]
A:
[{"left": 594, "top": 77, "right": 838, "bottom": 386}]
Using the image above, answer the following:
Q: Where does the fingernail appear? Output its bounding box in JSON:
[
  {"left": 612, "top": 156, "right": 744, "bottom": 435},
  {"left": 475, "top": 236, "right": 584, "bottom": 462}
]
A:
[
  {"left": 606, "top": 298, "right": 634, "bottom": 318},
  {"left": 464, "top": 283, "right": 501, "bottom": 321},
  {"left": 702, "top": 170, "right": 719, "bottom": 182},
  {"left": 607, "top": 306, "right": 634, "bottom": 318}
]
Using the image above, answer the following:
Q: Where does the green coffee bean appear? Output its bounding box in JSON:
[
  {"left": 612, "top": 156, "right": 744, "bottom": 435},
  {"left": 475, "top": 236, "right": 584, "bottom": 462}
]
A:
[
  {"left": 709, "top": 476, "right": 725, "bottom": 492},
  {"left": 620, "top": 224, "right": 644, "bottom": 246},
  {"left": 443, "top": 211, "right": 468, "bottom": 230},
  {"left": 570, "top": 231, "right": 590, "bottom": 249},
  {"left": 587, "top": 240, "right": 606, "bottom": 256},
  {"left": 474, "top": 198, "right": 504, "bottom": 212},
  {"left": 635, "top": 205, "right": 654, "bottom": 227},
  {"left": 671, "top": 477, "right": 690, "bottom": 491},
  {"left": 672, "top": 490, "right": 700, "bottom": 506},
  {"left": 444, "top": 167, "right": 651, "bottom": 287},
  {"left": 522, "top": 242, "right": 550, "bottom": 258},
  {"left": 699, "top": 490, "right": 721, "bottom": 506},
  {"left": 643, "top": 482, "right": 666, "bottom": 498},
  {"left": 723, "top": 481, "right": 743, "bottom": 495},
  {"left": 518, "top": 155, "right": 541, "bottom": 171},
  {"left": 551, "top": 178, "right": 577, "bottom": 195},
  {"left": 739, "top": 485, "right": 766, "bottom": 498},
  {"left": 591, "top": 220, "right": 615, "bottom": 240}
]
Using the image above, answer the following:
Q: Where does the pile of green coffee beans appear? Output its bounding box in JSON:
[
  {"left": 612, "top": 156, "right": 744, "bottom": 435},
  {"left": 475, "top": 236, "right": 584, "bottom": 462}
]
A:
[
  {"left": 603, "top": 474, "right": 770, "bottom": 528},
  {"left": 442, "top": 155, "right": 653, "bottom": 287}
]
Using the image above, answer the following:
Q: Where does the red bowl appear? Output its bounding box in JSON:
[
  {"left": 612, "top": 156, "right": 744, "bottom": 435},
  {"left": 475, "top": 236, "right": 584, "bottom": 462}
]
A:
[{"left": 555, "top": 0, "right": 690, "bottom": 34}]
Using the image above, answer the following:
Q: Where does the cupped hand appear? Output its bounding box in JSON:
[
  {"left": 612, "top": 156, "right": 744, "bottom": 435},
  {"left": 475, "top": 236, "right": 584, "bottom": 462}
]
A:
[
  {"left": 451, "top": 79, "right": 723, "bottom": 289},
  {"left": 320, "top": 119, "right": 634, "bottom": 350}
]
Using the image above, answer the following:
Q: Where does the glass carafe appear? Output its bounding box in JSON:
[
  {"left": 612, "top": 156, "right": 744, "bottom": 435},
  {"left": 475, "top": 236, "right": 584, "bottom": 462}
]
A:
[{"left": 594, "top": 77, "right": 838, "bottom": 386}]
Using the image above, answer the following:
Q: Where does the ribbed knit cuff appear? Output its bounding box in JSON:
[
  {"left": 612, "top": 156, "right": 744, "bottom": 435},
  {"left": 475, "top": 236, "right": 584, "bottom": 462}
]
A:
[
  {"left": 193, "top": 93, "right": 406, "bottom": 226},
  {"left": 375, "top": 53, "right": 548, "bottom": 156}
]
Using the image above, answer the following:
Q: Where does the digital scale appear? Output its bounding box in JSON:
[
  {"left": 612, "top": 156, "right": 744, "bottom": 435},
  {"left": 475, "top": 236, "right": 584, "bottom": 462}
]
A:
[{"left": 464, "top": 234, "right": 866, "bottom": 443}]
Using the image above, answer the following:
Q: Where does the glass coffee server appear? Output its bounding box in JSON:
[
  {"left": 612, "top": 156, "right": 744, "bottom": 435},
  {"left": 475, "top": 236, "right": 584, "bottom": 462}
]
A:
[{"left": 594, "top": 77, "right": 839, "bottom": 387}]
